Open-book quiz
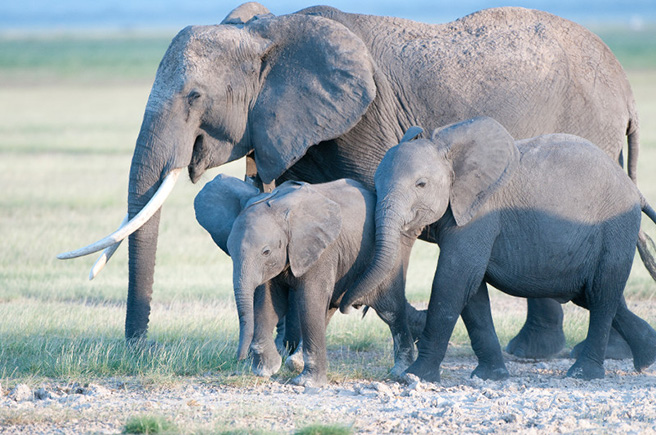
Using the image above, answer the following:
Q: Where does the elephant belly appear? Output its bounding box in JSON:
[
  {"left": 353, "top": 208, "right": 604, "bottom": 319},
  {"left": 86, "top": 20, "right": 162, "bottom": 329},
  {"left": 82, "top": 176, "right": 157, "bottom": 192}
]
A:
[
  {"left": 485, "top": 227, "right": 599, "bottom": 301},
  {"left": 485, "top": 266, "right": 584, "bottom": 302}
]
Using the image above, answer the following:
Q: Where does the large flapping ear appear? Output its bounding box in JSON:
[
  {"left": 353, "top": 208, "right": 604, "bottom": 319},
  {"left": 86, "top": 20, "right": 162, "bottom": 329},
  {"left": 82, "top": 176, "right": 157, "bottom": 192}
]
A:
[
  {"left": 221, "top": 2, "right": 273, "bottom": 25},
  {"left": 194, "top": 174, "right": 261, "bottom": 255},
  {"left": 277, "top": 184, "right": 342, "bottom": 277},
  {"left": 432, "top": 117, "right": 519, "bottom": 226},
  {"left": 247, "top": 14, "right": 377, "bottom": 184}
]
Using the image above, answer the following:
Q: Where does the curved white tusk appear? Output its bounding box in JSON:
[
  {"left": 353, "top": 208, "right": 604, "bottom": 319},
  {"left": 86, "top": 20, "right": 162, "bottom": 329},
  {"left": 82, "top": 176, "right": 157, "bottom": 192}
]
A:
[
  {"left": 88, "top": 214, "right": 128, "bottom": 280},
  {"left": 57, "top": 168, "right": 182, "bottom": 260},
  {"left": 89, "top": 241, "right": 122, "bottom": 280}
]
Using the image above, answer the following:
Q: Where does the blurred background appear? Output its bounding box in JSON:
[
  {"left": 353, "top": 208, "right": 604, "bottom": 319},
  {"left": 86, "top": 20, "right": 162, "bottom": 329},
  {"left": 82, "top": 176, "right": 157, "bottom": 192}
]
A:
[{"left": 1, "top": 0, "right": 655, "bottom": 32}]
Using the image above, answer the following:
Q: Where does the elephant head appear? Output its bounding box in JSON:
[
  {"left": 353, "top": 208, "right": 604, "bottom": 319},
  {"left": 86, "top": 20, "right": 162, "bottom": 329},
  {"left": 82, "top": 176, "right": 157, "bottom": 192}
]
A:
[
  {"left": 195, "top": 176, "right": 342, "bottom": 359},
  {"left": 58, "top": 2, "right": 376, "bottom": 340},
  {"left": 340, "top": 117, "right": 519, "bottom": 312}
]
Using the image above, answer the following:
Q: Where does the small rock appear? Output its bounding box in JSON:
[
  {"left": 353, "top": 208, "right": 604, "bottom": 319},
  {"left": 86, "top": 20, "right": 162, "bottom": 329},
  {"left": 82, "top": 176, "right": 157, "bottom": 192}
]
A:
[
  {"left": 81, "top": 384, "right": 111, "bottom": 397},
  {"left": 370, "top": 382, "right": 392, "bottom": 395},
  {"left": 432, "top": 397, "right": 454, "bottom": 408},
  {"left": 403, "top": 373, "right": 421, "bottom": 385},
  {"left": 34, "top": 388, "right": 52, "bottom": 400},
  {"left": 8, "top": 384, "right": 33, "bottom": 402},
  {"left": 337, "top": 388, "right": 358, "bottom": 397},
  {"left": 303, "top": 386, "right": 320, "bottom": 395}
]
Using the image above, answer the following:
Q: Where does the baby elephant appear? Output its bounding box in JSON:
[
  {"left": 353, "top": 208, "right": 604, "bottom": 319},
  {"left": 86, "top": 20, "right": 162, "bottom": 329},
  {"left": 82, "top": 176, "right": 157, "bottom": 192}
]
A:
[
  {"left": 341, "top": 116, "right": 656, "bottom": 381},
  {"left": 195, "top": 175, "right": 417, "bottom": 387}
]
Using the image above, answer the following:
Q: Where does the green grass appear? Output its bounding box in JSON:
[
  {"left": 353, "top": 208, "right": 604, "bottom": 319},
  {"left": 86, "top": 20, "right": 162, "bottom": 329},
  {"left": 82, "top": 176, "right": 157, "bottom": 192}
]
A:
[
  {"left": 1, "top": 25, "right": 656, "bottom": 393},
  {"left": 592, "top": 25, "right": 656, "bottom": 70},
  {"left": 295, "top": 424, "right": 353, "bottom": 435},
  {"left": 124, "top": 414, "right": 177, "bottom": 434},
  {"left": 0, "top": 33, "right": 172, "bottom": 84}
]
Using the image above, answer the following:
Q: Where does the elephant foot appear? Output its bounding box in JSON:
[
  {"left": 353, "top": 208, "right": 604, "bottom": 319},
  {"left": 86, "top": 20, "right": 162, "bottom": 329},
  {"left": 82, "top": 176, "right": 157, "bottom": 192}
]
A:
[
  {"left": 285, "top": 347, "right": 305, "bottom": 373},
  {"left": 566, "top": 358, "right": 604, "bottom": 380},
  {"left": 632, "top": 338, "right": 656, "bottom": 372},
  {"left": 404, "top": 358, "right": 441, "bottom": 383},
  {"left": 251, "top": 350, "right": 282, "bottom": 378},
  {"left": 390, "top": 357, "right": 414, "bottom": 380},
  {"left": 506, "top": 324, "right": 565, "bottom": 359},
  {"left": 291, "top": 370, "right": 327, "bottom": 387},
  {"left": 570, "top": 328, "right": 632, "bottom": 360},
  {"left": 471, "top": 363, "right": 509, "bottom": 381}
]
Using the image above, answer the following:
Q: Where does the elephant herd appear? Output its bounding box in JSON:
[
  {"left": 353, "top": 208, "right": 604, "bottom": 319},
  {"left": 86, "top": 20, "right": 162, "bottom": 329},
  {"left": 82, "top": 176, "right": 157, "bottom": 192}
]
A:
[{"left": 59, "top": 3, "right": 656, "bottom": 386}]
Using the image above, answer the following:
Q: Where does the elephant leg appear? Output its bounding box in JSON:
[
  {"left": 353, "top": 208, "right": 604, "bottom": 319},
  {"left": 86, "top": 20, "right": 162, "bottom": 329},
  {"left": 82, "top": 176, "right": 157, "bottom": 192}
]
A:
[
  {"left": 285, "top": 339, "right": 305, "bottom": 373},
  {"left": 505, "top": 298, "right": 566, "bottom": 359},
  {"left": 286, "top": 308, "right": 337, "bottom": 374},
  {"left": 566, "top": 304, "right": 614, "bottom": 379},
  {"left": 567, "top": 262, "right": 628, "bottom": 380},
  {"left": 611, "top": 297, "right": 656, "bottom": 372},
  {"left": 570, "top": 327, "right": 632, "bottom": 360},
  {"left": 373, "top": 297, "right": 417, "bottom": 379},
  {"left": 282, "top": 289, "right": 301, "bottom": 354},
  {"left": 406, "top": 302, "right": 427, "bottom": 342},
  {"left": 274, "top": 316, "right": 286, "bottom": 355},
  {"left": 406, "top": 272, "right": 477, "bottom": 382},
  {"left": 461, "top": 282, "right": 509, "bottom": 381},
  {"left": 291, "top": 289, "right": 330, "bottom": 387},
  {"left": 251, "top": 283, "right": 286, "bottom": 377}
]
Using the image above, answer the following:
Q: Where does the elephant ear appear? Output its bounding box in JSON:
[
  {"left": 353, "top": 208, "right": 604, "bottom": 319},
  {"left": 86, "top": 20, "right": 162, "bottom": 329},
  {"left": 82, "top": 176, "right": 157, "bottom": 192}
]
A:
[
  {"left": 433, "top": 117, "right": 519, "bottom": 226},
  {"left": 194, "top": 174, "right": 261, "bottom": 255},
  {"left": 279, "top": 184, "right": 343, "bottom": 277},
  {"left": 221, "top": 2, "right": 273, "bottom": 25},
  {"left": 248, "top": 14, "right": 377, "bottom": 184},
  {"left": 400, "top": 126, "right": 424, "bottom": 143}
]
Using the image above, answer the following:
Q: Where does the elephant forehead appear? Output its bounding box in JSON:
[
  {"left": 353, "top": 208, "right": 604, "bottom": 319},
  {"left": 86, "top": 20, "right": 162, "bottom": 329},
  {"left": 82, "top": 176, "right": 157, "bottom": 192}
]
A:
[
  {"left": 159, "top": 25, "right": 258, "bottom": 83},
  {"left": 376, "top": 141, "right": 439, "bottom": 181},
  {"left": 232, "top": 209, "right": 285, "bottom": 245}
]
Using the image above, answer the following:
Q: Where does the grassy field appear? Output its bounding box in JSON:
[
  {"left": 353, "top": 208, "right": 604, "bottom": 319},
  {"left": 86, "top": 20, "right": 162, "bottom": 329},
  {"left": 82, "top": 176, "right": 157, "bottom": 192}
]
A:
[{"left": 1, "top": 24, "right": 656, "bottom": 391}]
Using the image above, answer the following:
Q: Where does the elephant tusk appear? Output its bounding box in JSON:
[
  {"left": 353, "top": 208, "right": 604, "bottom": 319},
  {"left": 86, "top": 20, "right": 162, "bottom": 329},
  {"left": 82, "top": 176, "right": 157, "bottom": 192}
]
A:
[
  {"left": 57, "top": 168, "right": 182, "bottom": 260},
  {"left": 88, "top": 214, "right": 128, "bottom": 280}
]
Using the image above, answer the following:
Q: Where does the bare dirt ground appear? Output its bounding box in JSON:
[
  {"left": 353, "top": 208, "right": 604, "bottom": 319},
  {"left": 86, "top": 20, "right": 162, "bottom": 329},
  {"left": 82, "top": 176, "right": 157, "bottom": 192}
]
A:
[{"left": 3, "top": 355, "right": 656, "bottom": 434}]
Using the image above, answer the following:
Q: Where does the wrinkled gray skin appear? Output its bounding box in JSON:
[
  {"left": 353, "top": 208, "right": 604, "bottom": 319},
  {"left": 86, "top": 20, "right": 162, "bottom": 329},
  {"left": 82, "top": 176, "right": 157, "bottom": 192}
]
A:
[
  {"left": 194, "top": 175, "right": 418, "bottom": 387},
  {"left": 343, "top": 117, "right": 656, "bottom": 381},
  {"left": 120, "top": 3, "right": 640, "bottom": 361}
]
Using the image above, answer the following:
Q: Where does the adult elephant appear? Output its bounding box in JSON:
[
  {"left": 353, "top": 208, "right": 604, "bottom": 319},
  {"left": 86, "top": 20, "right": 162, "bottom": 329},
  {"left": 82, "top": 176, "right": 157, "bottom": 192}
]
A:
[{"left": 59, "top": 3, "right": 641, "bottom": 359}]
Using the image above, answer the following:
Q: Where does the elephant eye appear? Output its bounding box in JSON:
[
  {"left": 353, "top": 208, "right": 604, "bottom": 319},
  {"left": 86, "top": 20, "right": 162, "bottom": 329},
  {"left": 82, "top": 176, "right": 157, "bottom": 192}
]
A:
[
  {"left": 187, "top": 90, "right": 201, "bottom": 105},
  {"left": 416, "top": 178, "right": 427, "bottom": 188},
  {"left": 262, "top": 247, "right": 271, "bottom": 257}
]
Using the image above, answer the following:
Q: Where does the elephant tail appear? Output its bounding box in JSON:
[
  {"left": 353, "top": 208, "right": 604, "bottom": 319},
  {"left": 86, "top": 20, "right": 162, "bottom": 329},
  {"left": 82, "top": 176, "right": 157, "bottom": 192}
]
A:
[
  {"left": 627, "top": 113, "right": 639, "bottom": 184},
  {"left": 637, "top": 195, "right": 656, "bottom": 282}
]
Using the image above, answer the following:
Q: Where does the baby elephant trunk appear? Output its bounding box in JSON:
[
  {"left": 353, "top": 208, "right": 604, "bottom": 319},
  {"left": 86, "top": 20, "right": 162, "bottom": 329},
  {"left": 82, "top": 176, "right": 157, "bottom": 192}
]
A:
[
  {"left": 340, "top": 210, "right": 402, "bottom": 313},
  {"left": 233, "top": 285, "right": 255, "bottom": 360}
]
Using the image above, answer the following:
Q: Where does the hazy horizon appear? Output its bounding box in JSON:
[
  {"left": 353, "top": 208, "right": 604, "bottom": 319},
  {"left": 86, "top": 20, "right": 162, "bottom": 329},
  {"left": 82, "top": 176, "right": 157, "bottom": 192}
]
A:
[{"left": 3, "top": 0, "right": 655, "bottom": 34}]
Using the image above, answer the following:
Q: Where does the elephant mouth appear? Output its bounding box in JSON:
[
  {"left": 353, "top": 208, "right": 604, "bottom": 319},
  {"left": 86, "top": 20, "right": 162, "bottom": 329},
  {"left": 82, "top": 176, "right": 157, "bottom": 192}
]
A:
[
  {"left": 188, "top": 134, "right": 207, "bottom": 184},
  {"left": 404, "top": 207, "right": 433, "bottom": 233}
]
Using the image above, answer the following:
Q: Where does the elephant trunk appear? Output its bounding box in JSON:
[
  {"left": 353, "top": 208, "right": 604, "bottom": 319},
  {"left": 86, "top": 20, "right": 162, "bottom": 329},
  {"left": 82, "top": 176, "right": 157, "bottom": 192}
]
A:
[
  {"left": 125, "top": 107, "right": 191, "bottom": 340},
  {"left": 340, "top": 198, "right": 404, "bottom": 313},
  {"left": 233, "top": 274, "right": 256, "bottom": 360}
]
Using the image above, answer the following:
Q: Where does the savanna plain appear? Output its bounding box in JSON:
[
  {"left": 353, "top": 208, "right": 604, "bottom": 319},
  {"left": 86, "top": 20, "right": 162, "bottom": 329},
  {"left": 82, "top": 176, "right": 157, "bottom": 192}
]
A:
[{"left": 1, "top": 24, "right": 656, "bottom": 434}]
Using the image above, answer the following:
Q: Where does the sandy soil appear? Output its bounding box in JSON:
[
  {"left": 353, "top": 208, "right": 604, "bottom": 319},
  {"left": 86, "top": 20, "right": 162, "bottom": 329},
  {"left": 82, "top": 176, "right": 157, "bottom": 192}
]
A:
[{"left": 3, "top": 355, "right": 656, "bottom": 434}]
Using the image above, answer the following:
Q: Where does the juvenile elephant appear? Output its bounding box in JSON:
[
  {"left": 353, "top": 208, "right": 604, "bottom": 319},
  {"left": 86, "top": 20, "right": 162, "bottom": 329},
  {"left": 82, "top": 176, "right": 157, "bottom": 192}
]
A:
[
  {"left": 341, "top": 117, "right": 656, "bottom": 381},
  {"left": 61, "top": 3, "right": 642, "bottom": 360},
  {"left": 194, "top": 174, "right": 418, "bottom": 387}
]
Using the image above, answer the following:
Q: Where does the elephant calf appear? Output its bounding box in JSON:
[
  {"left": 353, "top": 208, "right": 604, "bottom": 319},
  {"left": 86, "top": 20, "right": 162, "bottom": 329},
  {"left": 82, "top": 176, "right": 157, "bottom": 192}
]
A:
[
  {"left": 341, "top": 117, "right": 656, "bottom": 382},
  {"left": 195, "top": 175, "right": 417, "bottom": 387}
]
